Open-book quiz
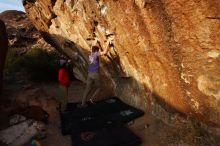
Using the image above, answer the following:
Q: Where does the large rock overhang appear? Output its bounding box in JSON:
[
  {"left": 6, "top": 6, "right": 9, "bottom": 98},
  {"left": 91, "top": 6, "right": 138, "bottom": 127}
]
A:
[{"left": 23, "top": 0, "right": 220, "bottom": 127}]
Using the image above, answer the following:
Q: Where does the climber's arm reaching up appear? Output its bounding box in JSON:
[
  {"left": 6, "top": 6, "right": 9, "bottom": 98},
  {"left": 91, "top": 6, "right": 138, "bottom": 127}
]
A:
[{"left": 100, "top": 40, "right": 111, "bottom": 56}]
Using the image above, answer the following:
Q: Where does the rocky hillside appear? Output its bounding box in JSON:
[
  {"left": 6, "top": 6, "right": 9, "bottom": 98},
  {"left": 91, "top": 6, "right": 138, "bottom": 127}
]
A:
[
  {"left": 0, "top": 10, "right": 52, "bottom": 54},
  {"left": 23, "top": 0, "right": 220, "bottom": 127}
]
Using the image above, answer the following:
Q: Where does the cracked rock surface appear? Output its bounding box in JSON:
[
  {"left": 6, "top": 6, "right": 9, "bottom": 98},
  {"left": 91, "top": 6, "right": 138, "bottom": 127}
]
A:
[{"left": 23, "top": 0, "right": 220, "bottom": 127}]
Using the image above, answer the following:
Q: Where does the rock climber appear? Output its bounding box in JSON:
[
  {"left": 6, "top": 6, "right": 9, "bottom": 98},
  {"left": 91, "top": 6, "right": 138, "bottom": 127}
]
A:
[{"left": 80, "top": 40, "right": 111, "bottom": 107}]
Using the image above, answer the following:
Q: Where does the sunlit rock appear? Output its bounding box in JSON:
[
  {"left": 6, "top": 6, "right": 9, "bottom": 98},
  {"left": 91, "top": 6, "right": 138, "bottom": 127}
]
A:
[{"left": 23, "top": 0, "right": 220, "bottom": 126}]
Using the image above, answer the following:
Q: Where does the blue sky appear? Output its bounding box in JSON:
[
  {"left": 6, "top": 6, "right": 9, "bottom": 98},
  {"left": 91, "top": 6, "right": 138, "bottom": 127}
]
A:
[{"left": 0, "top": 0, "right": 24, "bottom": 12}]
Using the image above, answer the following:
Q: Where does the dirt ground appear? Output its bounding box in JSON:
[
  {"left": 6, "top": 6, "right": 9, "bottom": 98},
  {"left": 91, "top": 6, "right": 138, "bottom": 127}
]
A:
[{"left": 0, "top": 78, "right": 219, "bottom": 146}]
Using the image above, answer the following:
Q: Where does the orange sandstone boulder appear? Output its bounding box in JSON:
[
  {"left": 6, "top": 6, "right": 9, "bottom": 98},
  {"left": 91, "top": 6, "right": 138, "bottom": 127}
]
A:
[{"left": 23, "top": 0, "right": 220, "bottom": 126}]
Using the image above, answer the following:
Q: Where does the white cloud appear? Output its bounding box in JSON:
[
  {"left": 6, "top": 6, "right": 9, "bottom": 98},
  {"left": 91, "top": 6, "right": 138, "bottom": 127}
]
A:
[{"left": 0, "top": 2, "right": 24, "bottom": 12}]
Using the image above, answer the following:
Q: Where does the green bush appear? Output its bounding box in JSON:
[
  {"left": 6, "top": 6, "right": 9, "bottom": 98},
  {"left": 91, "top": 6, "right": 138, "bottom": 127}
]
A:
[
  {"left": 5, "top": 48, "right": 62, "bottom": 81},
  {"left": 5, "top": 48, "right": 23, "bottom": 72}
]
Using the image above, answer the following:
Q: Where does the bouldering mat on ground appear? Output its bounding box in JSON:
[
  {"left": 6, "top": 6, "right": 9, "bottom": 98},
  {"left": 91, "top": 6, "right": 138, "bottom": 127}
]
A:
[
  {"left": 60, "top": 114, "right": 111, "bottom": 134},
  {"left": 72, "top": 126, "right": 141, "bottom": 146},
  {"left": 60, "top": 97, "right": 144, "bottom": 135},
  {"left": 65, "top": 97, "right": 141, "bottom": 116}
]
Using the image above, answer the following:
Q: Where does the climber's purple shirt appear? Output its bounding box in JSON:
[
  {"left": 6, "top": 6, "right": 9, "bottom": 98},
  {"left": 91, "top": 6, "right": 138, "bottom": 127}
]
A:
[{"left": 88, "top": 52, "right": 100, "bottom": 73}]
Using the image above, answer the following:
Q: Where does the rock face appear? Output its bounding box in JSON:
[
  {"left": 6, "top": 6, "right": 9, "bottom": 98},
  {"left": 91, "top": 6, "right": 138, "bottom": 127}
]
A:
[
  {"left": 0, "top": 120, "right": 45, "bottom": 146},
  {"left": 0, "top": 19, "right": 8, "bottom": 93},
  {"left": 23, "top": 0, "right": 220, "bottom": 126}
]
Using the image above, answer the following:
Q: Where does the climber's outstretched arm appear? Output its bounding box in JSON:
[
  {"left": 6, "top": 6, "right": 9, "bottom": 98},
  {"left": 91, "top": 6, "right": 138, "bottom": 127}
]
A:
[{"left": 100, "top": 40, "right": 111, "bottom": 56}]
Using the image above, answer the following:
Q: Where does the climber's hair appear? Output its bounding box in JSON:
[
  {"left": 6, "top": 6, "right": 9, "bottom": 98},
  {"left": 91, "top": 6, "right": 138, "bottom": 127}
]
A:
[{"left": 92, "top": 46, "right": 99, "bottom": 52}]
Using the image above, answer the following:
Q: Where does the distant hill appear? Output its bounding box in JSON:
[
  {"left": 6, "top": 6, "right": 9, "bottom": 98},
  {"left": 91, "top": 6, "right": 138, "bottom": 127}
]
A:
[
  {"left": 0, "top": 10, "right": 52, "bottom": 54},
  {"left": 0, "top": 10, "right": 25, "bottom": 21}
]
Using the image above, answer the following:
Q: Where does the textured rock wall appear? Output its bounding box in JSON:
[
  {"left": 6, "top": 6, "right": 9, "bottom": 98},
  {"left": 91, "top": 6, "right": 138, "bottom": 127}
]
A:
[
  {"left": 0, "top": 19, "right": 8, "bottom": 93},
  {"left": 23, "top": 0, "right": 220, "bottom": 126}
]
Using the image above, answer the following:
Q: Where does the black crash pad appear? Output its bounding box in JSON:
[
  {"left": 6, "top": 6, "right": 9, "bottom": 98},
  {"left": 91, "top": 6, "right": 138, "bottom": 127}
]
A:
[
  {"left": 60, "top": 97, "right": 144, "bottom": 135},
  {"left": 72, "top": 126, "right": 141, "bottom": 146}
]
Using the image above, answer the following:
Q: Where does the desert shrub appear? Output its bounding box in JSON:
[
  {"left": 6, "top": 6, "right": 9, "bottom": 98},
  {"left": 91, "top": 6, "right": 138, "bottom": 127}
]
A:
[{"left": 5, "top": 48, "right": 65, "bottom": 81}]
